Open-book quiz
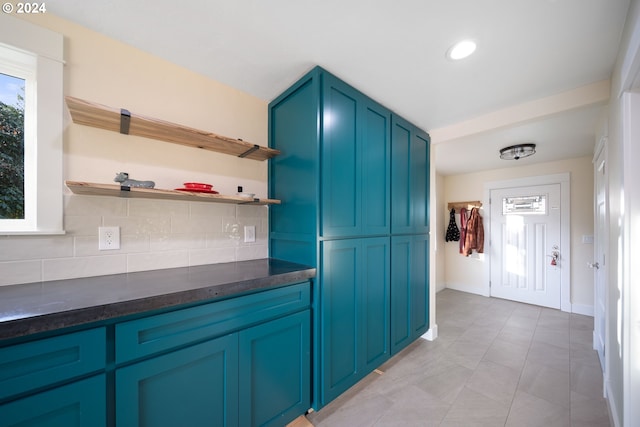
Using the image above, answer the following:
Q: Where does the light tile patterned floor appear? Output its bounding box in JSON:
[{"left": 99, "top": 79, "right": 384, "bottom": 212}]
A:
[{"left": 306, "top": 289, "right": 610, "bottom": 427}]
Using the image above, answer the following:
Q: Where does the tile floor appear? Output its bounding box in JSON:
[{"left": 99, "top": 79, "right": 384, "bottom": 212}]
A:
[{"left": 306, "top": 289, "right": 610, "bottom": 427}]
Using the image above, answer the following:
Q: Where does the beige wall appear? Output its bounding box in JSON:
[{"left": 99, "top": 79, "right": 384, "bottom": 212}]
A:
[
  {"left": 0, "top": 14, "right": 270, "bottom": 286},
  {"left": 440, "top": 156, "right": 595, "bottom": 310},
  {"left": 36, "top": 13, "right": 268, "bottom": 194}
]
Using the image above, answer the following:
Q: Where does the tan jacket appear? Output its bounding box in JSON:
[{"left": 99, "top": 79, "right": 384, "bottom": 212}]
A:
[{"left": 463, "top": 208, "right": 484, "bottom": 256}]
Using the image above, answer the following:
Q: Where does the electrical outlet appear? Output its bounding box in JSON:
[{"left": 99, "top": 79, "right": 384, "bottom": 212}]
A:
[
  {"left": 99, "top": 226, "right": 120, "bottom": 250},
  {"left": 244, "top": 225, "right": 256, "bottom": 243}
]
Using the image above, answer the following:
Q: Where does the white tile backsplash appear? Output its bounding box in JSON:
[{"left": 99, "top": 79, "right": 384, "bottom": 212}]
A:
[
  {"left": 0, "top": 260, "right": 42, "bottom": 286},
  {"left": 0, "top": 236, "right": 74, "bottom": 261},
  {"left": 127, "top": 250, "right": 189, "bottom": 273},
  {"left": 0, "top": 194, "right": 269, "bottom": 286},
  {"left": 128, "top": 198, "right": 189, "bottom": 217},
  {"left": 43, "top": 254, "right": 127, "bottom": 281}
]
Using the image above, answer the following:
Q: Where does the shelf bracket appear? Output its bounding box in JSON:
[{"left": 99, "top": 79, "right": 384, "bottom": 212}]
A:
[
  {"left": 238, "top": 144, "right": 260, "bottom": 158},
  {"left": 119, "top": 185, "right": 131, "bottom": 192},
  {"left": 120, "top": 109, "right": 131, "bottom": 135}
]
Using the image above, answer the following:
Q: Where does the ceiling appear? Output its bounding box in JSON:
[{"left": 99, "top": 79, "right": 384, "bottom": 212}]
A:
[{"left": 48, "top": 0, "right": 630, "bottom": 175}]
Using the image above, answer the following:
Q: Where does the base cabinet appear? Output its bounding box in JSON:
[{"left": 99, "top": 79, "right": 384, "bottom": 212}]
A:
[
  {"left": 0, "top": 281, "right": 312, "bottom": 427},
  {"left": 0, "top": 375, "right": 106, "bottom": 427},
  {"left": 116, "top": 301, "right": 311, "bottom": 427}
]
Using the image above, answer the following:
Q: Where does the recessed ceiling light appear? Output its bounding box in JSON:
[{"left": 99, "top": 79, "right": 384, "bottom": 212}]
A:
[{"left": 446, "top": 40, "right": 477, "bottom": 61}]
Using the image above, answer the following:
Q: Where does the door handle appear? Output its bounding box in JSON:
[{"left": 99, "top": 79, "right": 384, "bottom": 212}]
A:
[{"left": 588, "top": 262, "right": 600, "bottom": 269}]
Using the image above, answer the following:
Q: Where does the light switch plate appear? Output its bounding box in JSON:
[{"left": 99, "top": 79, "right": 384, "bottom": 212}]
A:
[{"left": 244, "top": 225, "right": 256, "bottom": 243}]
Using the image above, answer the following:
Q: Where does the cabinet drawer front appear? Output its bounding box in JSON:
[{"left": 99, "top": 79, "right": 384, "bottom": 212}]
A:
[
  {"left": 0, "top": 374, "right": 106, "bottom": 427},
  {"left": 0, "top": 328, "right": 106, "bottom": 401},
  {"left": 116, "top": 282, "right": 311, "bottom": 363}
]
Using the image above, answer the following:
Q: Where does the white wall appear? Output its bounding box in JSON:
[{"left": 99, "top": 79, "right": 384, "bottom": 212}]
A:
[
  {"left": 604, "top": 0, "right": 640, "bottom": 424},
  {"left": 0, "top": 14, "right": 269, "bottom": 286},
  {"left": 441, "top": 156, "right": 595, "bottom": 310}
]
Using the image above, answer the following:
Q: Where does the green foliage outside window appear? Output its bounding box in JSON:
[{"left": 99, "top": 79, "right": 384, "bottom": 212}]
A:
[{"left": 0, "top": 96, "right": 24, "bottom": 219}]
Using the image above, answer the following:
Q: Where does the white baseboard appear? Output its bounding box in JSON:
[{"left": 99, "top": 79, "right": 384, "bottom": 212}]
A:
[
  {"left": 572, "top": 303, "right": 594, "bottom": 317},
  {"left": 421, "top": 324, "right": 438, "bottom": 341},
  {"left": 606, "top": 377, "right": 621, "bottom": 427},
  {"left": 444, "top": 283, "right": 486, "bottom": 297}
]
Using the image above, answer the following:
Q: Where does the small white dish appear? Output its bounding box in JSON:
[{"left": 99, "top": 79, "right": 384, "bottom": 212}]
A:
[{"left": 238, "top": 193, "right": 255, "bottom": 199}]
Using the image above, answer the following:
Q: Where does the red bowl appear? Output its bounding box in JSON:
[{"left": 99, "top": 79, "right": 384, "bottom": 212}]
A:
[{"left": 183, "top": 182, "right": 212, "bottom": 190}]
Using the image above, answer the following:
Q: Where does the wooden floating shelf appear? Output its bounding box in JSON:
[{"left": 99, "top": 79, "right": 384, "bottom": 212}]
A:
[
  {"left": 66, "top": 181, "right": 281, "bottom": 206},
  {"left": 64, "top": 96, "right": 280, "bottom": 161},
  {"left": 447, "top": 201, "right": 482, "bottom": 211}
]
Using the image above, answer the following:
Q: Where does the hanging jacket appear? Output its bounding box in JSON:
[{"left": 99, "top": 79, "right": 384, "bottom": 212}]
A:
[
  {"left": 459, "top": 207, "right": 468, "bottom": 254},
  {"left": 463, "top": 208, "right": 484, "bottom": 256},
  {"left": 445, "top": 208, "right": 460, "bottom": 242}
]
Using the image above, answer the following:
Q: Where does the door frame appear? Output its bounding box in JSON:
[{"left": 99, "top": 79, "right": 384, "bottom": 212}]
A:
[
  {"left": 622, "top": 90, "right": 640, "bottom": 426},
  {"left": 483, "top": 173, "right": 571, "bottom": 312},
  {"left": 592, "top": 135, "right": 608, "bottom": 381}
]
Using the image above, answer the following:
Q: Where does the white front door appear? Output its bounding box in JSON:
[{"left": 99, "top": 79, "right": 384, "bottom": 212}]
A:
[
  {"left": 490, "top": 184, "right": 562, "bottom": 308},
  {"left": 593, "top": 144, "right": 607, "bottom": 371}
]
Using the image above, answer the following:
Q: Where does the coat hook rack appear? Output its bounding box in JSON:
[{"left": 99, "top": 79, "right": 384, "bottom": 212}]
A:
[{"left": 447, "top": 201, "right": 483, "bottom": 211}]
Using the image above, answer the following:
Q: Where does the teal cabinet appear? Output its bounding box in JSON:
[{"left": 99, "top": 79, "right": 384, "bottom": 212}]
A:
[
  {"left": 0, "top": 375, "right": 106, "bottom": 427},
  {"left": 391, "top": 115, "right": 430, "bottom": 235},
  {"left": 115, "top": 283, "right": 311, "bottom": 427},
  {"left": 320, "top": 237, "right": 389, "bottom": 404},
  {"left": 391, "top": 234, "right": 430, "bottom": 355},
  {"left": 269, "top": 66, "right": 428, "bottom": 409},
  {"left": 239, "top": 310, "right": 311, "bottom": 427},
  {"left": 116, "top": 334, "right": 239, "bottom": 427},
  {"left": 269, "top": 68, "right": 390, "bottom": 259},
  {"left": 116, "top": 311, "right": 311, "bottom": 427},
  {"left": 0, "top": 328, "right": 106, "bottom": 427},
  {"left": 0, "top": 328, "right": 105, "bottom": 401},
  {"left": 0, "top": 281, "right": 311, "bottom": 427},
  {"left": 321, "top": 74, "right": 390, "bottom": 238}
]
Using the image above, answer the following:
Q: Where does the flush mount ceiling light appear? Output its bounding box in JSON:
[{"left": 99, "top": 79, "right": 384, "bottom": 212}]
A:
[
  {"left": 499, "top": 143, "right": 536, "bottom": 160},
  {"left": 446, "top": 40, "right": 477, "bottom": 60}
]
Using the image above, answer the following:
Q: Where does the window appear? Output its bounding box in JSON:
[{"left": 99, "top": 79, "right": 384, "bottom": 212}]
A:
[
  {"left": 502, "top": 195, "right": 547, "bottom": 215},
  {"left": 0, "top": 48, "right": 34, "bottom": 223},
  {"left": 0, "top": 15, "right": 64, "bottom": 234}
]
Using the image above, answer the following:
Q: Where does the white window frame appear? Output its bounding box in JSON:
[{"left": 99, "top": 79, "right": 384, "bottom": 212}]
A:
[{"left": 0, "top": 15, "right": 64, "bottom": 235}]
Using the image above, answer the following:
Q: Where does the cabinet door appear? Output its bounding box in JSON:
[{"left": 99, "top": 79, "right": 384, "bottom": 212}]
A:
[
  {"left": 361, "top": 100, "right": 391, "bottom": 235},
  {"left": 391, "top": 235, "right": 412, "bottom": 353},
  {"left": 391, "top": 115, "right": 430, "bottom": 234},
  {"left": 321, "top": 75, "right": 362, "bottom": 237},
  {"left": 116, "top": 334, "right": 239, "bottom": 427},
  {"left": 391, "top": 235, "right": 430, "bottom": 355},
  {"left": 0, "top": 375, "right": 106, "bottom": 427},
  {"left": 239, "top": 310, "right": 310, "bottom": 427},
  {"left": 321, "top": 76, "right": 391, "bottom": 238},
  {"left": 320, "top": 239, "right": 359, "bottom": 403},
  {"left": 361, "top": 237, "right": 390, "bottom": 371},
  {"left": 320, "top": 237, "right": 390, "bottom": 405},
  {"left": 410, "top": 234, "right": 430, "bottom": 337}
]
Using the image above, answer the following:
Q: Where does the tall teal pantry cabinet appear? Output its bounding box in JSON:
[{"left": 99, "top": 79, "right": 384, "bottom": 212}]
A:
[{"left": 269, "top": 66, "right": 430, "bottom": 409}]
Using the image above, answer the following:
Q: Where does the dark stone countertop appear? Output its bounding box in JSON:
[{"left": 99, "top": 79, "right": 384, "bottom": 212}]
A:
[{"left": 0, "top": 258, "right": 315, "bottom": 341}]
